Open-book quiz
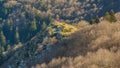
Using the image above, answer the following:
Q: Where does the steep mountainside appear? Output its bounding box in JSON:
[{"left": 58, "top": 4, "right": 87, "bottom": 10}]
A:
[
  {"left": 1, "top": 12, "right": 120, "bottom": 68},
  {"left": 0, "top": 0, "right": 119, "bottom": 46},
  {"left": 0, "top": 0, "right": 120, "bottom": 68}
]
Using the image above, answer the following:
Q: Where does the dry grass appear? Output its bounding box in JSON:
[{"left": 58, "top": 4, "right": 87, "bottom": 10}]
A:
[
  {"left": 32, "top": 21, "right": 120, "bottom": 68},
  {"left": 32, "top": 49, "right": 120, "bottom": 68}
]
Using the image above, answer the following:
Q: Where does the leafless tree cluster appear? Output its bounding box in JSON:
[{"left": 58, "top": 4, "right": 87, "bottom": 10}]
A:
[{"left": 4, "top": 0, "right": 120, "bottom": 23}]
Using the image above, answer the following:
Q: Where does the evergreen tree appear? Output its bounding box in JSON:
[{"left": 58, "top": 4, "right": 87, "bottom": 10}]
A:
[
  {"left": 110, "top": 10, "right": 117, "bottom": 22},
  {"left": 95, "top": 15, "right": 100, "bottom": 24},
  {"left": 30, "top": 19, "right": 37, "bottom": 31},
  {"left": 3, "top": 8, "right": 8, "bottom": 15},
  {"left": 104, "top": 10, "right": 117, "bottom": 22},
  {"left": 0, "top": 0, "right": 8, "bottom": 20},
  {"left": 0, "top": 25, "right": 2, "bottom": 31},
  {"left": 48, "top": 14, "right": 52, "bottom": 22},
  {"left": 7, "top": 44, "right": 11, "bottom": 51},
  {"left": 1, "top": 46, "right": 4, "bottom": 53},
  {"left": 90, "top": 19, "right": 95, "bottom": 24},
  {"left": 104, "top": 12, "right": 111, "bottom": 21},
  {"left": 0, "top": 46, "right": 3, "bottom": 60},
  {"left": 0, "top": 18, "right": 2, "bottom": 22},
  {"left": 3, "top": 20, "right": 14, "bottom": 44},
  {"left": 0, "top": 31, "right": 6, "bottom": 46},
  {"left": 7, "top": 19, "right": 13, "bottom": 31},
  {"left": 110, "top": 10, "right": 115, "bottom": 16},
  {"left": 42, "top": 22, "right": 47, "bottom": 30},
  {"left": 0, "top": 46, "right": 5, "bottom": 59},
  {"left": 14, "top": 27, "right": 19, "bottom": 44},
  {"left": 38, "top": 0, "right": 42, "bottom": 5}
]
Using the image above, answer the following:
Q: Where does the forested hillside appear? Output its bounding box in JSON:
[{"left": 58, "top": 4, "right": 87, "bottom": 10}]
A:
[
  {"left": 0, "top": 0, "right": 119, "bottom": 48},
  {"left": 0, "top": 0, "right": 120, "bottom": 68},
  {"left": 1, "top": 12, "right": 120, "bottom": 68}
]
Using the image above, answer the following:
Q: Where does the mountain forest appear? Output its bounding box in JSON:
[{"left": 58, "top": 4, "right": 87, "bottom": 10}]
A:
[{"left": 0, "top": 0, "right": 120, "bottom": 68}]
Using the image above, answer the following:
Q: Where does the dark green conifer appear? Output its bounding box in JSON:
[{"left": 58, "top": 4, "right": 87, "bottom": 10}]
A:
[
  {"left": 30, "top": 19, "right": 37, "bottom": 31},
  {"left": 104, "top": 12, "right": 111, "bottom": 22},
  {"left": 104, "top": 10, "right": 117, "bottom": 22},
  {"left": 95, "top": 16, "right": 100, "bottom": 24},
  {"left": 7, "top": 44, "right": 11, "bottom": 51},
  {"left": 0, "top": 31, "right": 6, "bottom": 46},
  {"left": 110, "top": 10, "right": 117, "bottom": 22},
  {"left": 42, "top": 22, "right": 47, "bottom": 30},
  {"left": 90, "top": 19, "right": 95, "bottom": 24},
  {"left": 14, "top": 27, "right": 19, "bottom": 44}
]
